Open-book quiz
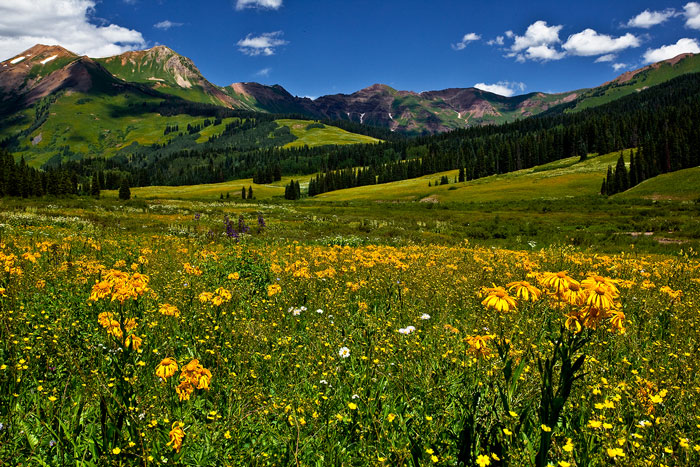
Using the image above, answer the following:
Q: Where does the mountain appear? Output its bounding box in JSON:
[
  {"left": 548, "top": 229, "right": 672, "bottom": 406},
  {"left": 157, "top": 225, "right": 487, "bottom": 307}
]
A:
[
  {"left": 231, "top": 54, "right": 700, "bottom": 133},
  {"left": 95, "top": 46, "right": 255, "bottom": 110},
  {"left": 1, "top": 43, "right": 700, "bottom": 168}
]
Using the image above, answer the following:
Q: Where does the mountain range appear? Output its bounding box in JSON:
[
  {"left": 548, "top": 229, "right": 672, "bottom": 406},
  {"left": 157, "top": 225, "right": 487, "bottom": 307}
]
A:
[{"left": 1, "top": 44, "right": 700, "bottom": 165}]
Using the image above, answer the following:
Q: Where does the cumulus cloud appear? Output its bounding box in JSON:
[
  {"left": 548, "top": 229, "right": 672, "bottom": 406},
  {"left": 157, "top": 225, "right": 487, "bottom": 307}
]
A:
[
  {"left": 685, "top": 2, "right": 700, "bottom": 29},
  {"left": 524, "top": 44, "right": 566, "bottom": 61},
  {"left": 643, "top": 38, "right": 700, "bottom": 63},
  {"left": 236, "top": 0, "right": 282, "bottom": 10},
  {"left": 562, "top": 29, "right": 640, "bottom": 57},
  {"left": 452, "top": 33, "right": 481, "bottom": 50},
  {"left": 154, "top": 20, "right": 183, "bottom": 30},
  {"left": 237, "top": 31, "right": 287, "bottom": 56},
  {"left": 507, "top": 21, "right": 565, "bottom": 62},
  {"left": 511, "top": 21, "right": 562, "bottom": 51},
  {"left": 0, "top": 0, "right": 145, "bottom": 60},
  {"left": 626, "top": 9, "right": 676, "bottom": 28},
  {"left": 474, "top": 81, "right": 526, "bottom": 97},
  {"left": 612, "top": 63, "right": 628, "bottom": 71}
]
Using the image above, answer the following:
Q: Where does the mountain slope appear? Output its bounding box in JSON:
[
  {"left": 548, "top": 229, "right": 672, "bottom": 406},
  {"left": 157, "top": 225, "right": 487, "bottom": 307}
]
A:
[
  {"left": 96, "top": 46, "right": 254, "bottom": 109},
  {"left": 229, "top": 53, "right": 700, "bottom": 134}
]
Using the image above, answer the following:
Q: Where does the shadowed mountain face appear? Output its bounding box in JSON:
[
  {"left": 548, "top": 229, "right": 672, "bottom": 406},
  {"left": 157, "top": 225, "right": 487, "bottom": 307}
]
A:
[{"left": 2, "top": 44, "right": 700, "bottom": 135}]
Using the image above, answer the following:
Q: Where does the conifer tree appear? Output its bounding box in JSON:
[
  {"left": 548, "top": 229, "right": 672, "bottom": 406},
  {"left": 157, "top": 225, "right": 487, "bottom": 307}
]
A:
[
  {"left": 248, "top": 186, "right": 253, "bottom": 199},
  {"left": 241, "top": 187, "right": 246, "bottom": 199},
  {"left": 118, "top": 178, "right": 131, "bottom": 200},
  {"left": 91, "top": 173, "right": 101, "bottom": 198}
]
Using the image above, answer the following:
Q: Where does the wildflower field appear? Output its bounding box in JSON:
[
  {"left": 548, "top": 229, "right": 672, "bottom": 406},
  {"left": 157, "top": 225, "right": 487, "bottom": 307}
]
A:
[{"left": 0, "top": 199, "right": 699, "bottom": 466}]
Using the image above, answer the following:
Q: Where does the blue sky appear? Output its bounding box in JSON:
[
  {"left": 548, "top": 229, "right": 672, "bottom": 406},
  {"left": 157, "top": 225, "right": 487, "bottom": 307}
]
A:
[{"left": 2, "top": 1, "right": 700, "bottom": 98}]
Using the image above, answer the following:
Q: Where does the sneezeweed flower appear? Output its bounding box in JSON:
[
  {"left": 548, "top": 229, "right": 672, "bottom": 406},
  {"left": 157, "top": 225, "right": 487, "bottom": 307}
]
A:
[
  {"left": 481, "top": 286, "right": 517, "bottom": 313},
  {"left": 586, "top": 285, "right": 615, "bottom": 311},
  {"left": 507, "top": 281, "right": 541, "bottom": 302},
  {"left": 168, "top": 422, "right": 185, "bottom": 453},
  {"left": 228, "top": 272, "right": 240, "bottom": 280},
  {"left": 476, "top": 454, "right": 491, "bottom": 466},
  {"left": 338, "top": 347, "right": 350, "bottom": 358},
  {"left": 609, "top": 310, "right": 626, "bottom": 333},
  {"left": 156, "top": 358, "right": 178, "bottom": 380},
  {"left": 540, "top": 271, "right": 577, "bottom": 294},
  {"left": 465, "top": 334, "right": 494, "bottom": 357},
  {"left": 125, "top": 334, "right": 143, "bottom": 352},
  {"left": 562, "top": 281, "right": 587, "bottom": 306},
  {"left": 267, "top": 284, "right": 282, "bottom": 297},
  {"left": 582, "top": 275, "right": 620, "bottom": 298},
  {"left": 159, "top": 303, "right": 180, "bottom": 318},
  {"left": 606, "top": 447, "right": 625, "bottom": 458}
]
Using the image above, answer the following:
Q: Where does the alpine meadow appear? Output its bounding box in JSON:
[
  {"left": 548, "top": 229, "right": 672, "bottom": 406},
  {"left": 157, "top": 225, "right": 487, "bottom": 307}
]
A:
[{"left": 1, "top": 1, "right": 700, "bottom": 466}]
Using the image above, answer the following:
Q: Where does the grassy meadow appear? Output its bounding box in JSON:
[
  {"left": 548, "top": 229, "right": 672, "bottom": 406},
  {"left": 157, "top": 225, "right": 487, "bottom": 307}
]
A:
[
  {"left": 1, "top": 147, "right": 700, "bottom": 465},
  {"left": 0, "top": 196, "right": 699, "bottom": 466},
  {"left": 276, "top": 119, "right": 382, "bottom": 148}
]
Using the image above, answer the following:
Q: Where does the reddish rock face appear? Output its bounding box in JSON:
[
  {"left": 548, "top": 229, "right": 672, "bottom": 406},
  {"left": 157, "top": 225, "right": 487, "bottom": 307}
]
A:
[{"left": 0, "top": 45, "right": 78, "bottom": 101}]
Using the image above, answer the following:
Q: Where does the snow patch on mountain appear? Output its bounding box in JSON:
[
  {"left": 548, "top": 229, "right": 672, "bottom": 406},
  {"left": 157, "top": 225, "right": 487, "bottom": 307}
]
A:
[{"left": 40, "top": 55, "right": 58, "bottom": 65}]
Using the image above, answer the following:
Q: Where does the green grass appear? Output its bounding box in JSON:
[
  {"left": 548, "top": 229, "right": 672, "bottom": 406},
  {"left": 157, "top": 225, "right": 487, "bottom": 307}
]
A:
[
  {"left": 315, "top": 151, "right": 625, "bottom": 202},
  {"left": 276, "top": 119, "right": 381, "bottom": 148},
  {"left": 11, "top": 92, "right": 203, "bottom": 166},
  {"left": 616, "top": 166, "right": 700, "bottom": 201},
  {"left": 102, "top": 175, "right": 313, "bottom": 200}
]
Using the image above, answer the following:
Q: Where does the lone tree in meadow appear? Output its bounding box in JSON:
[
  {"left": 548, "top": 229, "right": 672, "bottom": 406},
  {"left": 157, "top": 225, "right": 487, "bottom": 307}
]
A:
[
  {"left": 248, "top": 186, "right": 253, "bottom": 199},
  {"left": 118, "top": 178, "right": 131, "bottom": 200},
  {"left": 241, "top": 187, "right": 246, "bottom": 199}
]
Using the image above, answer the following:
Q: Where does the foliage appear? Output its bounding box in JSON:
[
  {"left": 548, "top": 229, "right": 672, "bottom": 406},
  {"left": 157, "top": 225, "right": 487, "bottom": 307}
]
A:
[{"left": 0, "top": 204, "right": 698, "bottom": 465}]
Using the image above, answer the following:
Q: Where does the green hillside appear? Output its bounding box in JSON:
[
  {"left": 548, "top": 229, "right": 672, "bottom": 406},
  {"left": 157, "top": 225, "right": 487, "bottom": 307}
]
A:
[
  {"left": 315, "top": 151, "right": 626, "bottom": 202},
  {"left": 102, "top": 174, "right": 312, "bottom": 200},
  {"left": 276, "top": 119, "right": 381, "bottom": 148},
  {"left": 616, "top": 166, "right": 700, "bottom": 201},
  {"left": 568, "top": 54, "right": 700, "bottom": 111}
]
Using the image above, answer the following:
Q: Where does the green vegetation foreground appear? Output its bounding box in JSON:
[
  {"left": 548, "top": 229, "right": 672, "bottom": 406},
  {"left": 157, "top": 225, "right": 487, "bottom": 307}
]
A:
[{"left": 0, "top": 199, "right": 699, "bottom": 466}]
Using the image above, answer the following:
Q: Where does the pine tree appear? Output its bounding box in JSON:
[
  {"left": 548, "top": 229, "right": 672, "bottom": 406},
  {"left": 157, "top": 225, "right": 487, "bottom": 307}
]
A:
[
  {"left": 614, "top": 153, "right": 628, "bottom": 193},
  {"left": 91, "top": 173, "right": 101, "bottom": 198},
  {"left": 248, "top": 186, "right": 253, "bottom": 199},
  {"left": 241, "top": 187, "right": 246, "bottom": 199},
  {"left": 600, "top": 178, "right": 607, "bottom": 195},
  {"left": 458, "top": 167, "right": 465, "bottom": 183},
  {"left": 118, "top": 178, "right": 131, "bottom": 200}
]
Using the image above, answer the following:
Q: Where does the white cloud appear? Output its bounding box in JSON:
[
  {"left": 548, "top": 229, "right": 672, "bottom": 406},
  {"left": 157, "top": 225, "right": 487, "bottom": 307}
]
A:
[
  {"left": 487, "top": 36, "right": 504, "bottom": 46},
  {"left": 563, "top": 29, "right": 640, "bottom": 56},
  {"left": 685, "top": 2, "right": 700, "bottom": 29},
  {"left": 524, "top": 44, "right": 566, "bottom": 61},
  {"left": 255, "top": 67, "right": 271, "bottom": 77},
  {"left": 643, "top": 38, "right": 700, "bottom": 63},
  {"left": 595, "top": 54, "right": 616, "bottom": 62},
  {"left": 612, "top": 63, "right": 628, "bottom": 71},
  {"left": 474, "top": 81, "right": 526, "bottom": 97},
  {"left": 452, "top": 32, "right": 481, "bottom": 50},
  {"left": 0, "top": 0, "right": 145, "bottom": 60},
  {"left": 154, "top": 20, "right": 183, "bottom": 30},
  {"left": 511, "top": 21, "right": 562, "bottom": 52},
  {"left": 237, "top": 31, "right": 287, "bottom": 56},
  {"left": 626, "top": 9, "right": 676, "bottom": 28},
  {"left": 507, "top": 21, "right": 565, "bottom": 61},
  {"left": 236, "top": 0, "right": 282, "bottom": 10}
]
